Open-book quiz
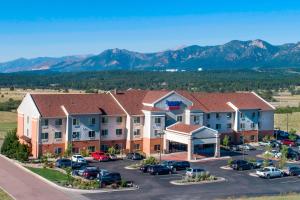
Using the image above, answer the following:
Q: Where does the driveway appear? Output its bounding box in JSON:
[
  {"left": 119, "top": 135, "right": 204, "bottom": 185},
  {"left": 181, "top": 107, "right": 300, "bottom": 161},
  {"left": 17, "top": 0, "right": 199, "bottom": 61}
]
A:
[
  {"left": 0, "top": 156, "right": 76, "bottom": 200},
  {"left": 84, "top": 149, "right": 300, "bottom": 200}
]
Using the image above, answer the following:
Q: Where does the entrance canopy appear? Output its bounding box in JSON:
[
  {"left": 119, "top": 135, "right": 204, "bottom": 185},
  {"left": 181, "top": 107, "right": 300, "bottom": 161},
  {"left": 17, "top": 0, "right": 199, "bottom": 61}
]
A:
[{"left": 164, "top": 123, "right": 220, "bottom": 160}]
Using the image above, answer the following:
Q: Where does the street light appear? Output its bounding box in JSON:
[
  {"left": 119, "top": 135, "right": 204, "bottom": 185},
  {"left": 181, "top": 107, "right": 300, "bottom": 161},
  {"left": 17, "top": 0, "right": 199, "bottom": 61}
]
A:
[{"left": 157, "top": 131, "right": 165, "bottom": 163}]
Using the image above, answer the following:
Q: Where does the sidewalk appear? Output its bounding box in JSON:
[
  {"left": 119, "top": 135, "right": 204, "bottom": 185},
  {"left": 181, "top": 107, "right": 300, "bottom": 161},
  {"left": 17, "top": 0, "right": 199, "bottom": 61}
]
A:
[{"left": 0, "top": 156, "right": 73, "bottom": 200}]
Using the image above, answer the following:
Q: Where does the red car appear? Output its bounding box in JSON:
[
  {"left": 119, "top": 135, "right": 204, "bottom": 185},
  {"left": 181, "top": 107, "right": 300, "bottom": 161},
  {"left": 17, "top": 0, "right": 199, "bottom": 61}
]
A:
[
  {"left": 91, "top": 151, "right": 109, "bottom": 161},
  {"left": 281, "top": 139, "right": 296, "bottom": 146}
]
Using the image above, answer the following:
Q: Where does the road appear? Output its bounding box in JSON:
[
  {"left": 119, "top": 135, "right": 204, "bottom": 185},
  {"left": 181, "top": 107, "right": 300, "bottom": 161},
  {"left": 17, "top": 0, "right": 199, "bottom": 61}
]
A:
[{"left": 0, "top": 156, "right": 74, "bottom": 200}]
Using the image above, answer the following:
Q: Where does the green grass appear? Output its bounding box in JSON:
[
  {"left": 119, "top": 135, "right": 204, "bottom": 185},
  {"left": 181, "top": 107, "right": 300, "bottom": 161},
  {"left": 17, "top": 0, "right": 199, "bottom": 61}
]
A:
[
  {"left": 274, "top": 112, "right": 300, "bottom": 133},
  {"left": 26, "top": 167, "right": 68, "bottom": 184},
  {"left": 0, "top": 188, "right": 13, "bottom": 200},
  {"left": 0, "top": 111, "right": 17, "bottom": 139}
]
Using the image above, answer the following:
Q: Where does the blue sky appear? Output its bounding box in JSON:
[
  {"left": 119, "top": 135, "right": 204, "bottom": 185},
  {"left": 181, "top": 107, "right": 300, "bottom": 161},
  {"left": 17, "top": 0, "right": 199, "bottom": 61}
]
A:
[{"left": 1, "top": 0, "right": 300, "bottom": 61}]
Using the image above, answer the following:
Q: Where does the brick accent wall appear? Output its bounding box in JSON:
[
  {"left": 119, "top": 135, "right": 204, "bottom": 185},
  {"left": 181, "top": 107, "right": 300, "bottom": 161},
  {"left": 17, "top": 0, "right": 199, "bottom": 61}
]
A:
[
  {"left": 72, "top": 140, "right": 100, "bottom": 152},
  {"left": 40, "top": 143, "right": 65, "bottom": 155},
  {"left": 143, "top": 138, "right": 163, "bottom": 155}
]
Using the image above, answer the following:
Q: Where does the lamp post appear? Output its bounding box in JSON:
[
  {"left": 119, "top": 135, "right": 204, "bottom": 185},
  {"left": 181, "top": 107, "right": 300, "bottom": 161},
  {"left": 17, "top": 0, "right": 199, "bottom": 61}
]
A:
[{"left": 157, "top": 131, "right": 165, "bottom": 163}]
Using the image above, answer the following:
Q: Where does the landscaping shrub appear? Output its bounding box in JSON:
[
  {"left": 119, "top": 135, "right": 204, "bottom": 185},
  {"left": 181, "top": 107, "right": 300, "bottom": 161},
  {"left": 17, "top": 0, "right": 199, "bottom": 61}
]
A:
[
  {"left": 80, "top": 149, "right": 90, "bottom": 157},
  {"left": 142, "top": 156, "right": 158, "bottom": 165},
  {"left": 1, "top": 129, "right": 29, "bottom": 161},
  {"left": 107, "top": 146, "right": 119, "bottom": 155}
]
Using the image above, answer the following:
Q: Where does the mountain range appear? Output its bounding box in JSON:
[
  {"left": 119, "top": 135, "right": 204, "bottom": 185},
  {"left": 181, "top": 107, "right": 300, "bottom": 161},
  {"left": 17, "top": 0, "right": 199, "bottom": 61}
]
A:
[{"left": 1, "top": 39, "right": 300, "bottom": 73}]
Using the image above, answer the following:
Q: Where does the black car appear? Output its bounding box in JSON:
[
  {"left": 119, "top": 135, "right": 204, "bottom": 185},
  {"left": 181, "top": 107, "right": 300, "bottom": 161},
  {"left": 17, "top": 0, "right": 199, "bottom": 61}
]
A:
[
  {"left": 126, "top": 153, "right": 144, "bottom": 160},
  {"left": 148, "top": 165, "right": 172, "bottom": 175},
  {"left": 82, "top": 167, "right": 99, "bottom": 180},
  {"left": 55, "top": 158, "right": 72, "bottom": 168},
  {"left": 161, "top": 160, "right": 190, "bottom": 172},
  {"left": 287, "top": 150, "right": 300, "bottom": 161},
  {"left": 285, "top": 166, "right": 300, "bottom": 176},
  {"left": 231, "top": 160, "right": 254, "bottom": 170},
  {"left": 140, "top": 164, "right": 152, "bottom": 173},
  {"left": 99, "top": 172, "right": 122, "bottom": 187}
]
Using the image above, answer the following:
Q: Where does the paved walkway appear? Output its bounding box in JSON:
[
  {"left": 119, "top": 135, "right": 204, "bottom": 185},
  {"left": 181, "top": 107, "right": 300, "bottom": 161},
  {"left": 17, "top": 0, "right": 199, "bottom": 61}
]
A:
[{"left": 0, "top": 156, "right": 73, "bottom": 200}]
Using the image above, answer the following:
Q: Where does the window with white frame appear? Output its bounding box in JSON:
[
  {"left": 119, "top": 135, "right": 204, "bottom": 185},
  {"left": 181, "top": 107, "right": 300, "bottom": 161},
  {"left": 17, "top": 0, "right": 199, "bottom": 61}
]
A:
[
  {"left": 88, "top": 131, "right": 95, "bottom": 138},
  {"left": 216, "top": 113, "right": 220, "bottom": 119},
  {"left": 72, "top": 132, "right": 80, "bottom": 139},
  {"left": 42, "top": 119, "right": 48, "bottom": 126},
  {"left": 240, "top": 123, "right": 245, "bottom": 129},
  {"left": 193, "top": 115, "right": 200, "bottom": 123},
  {"left": 116, "top": 129, "right": 122, "bottom": 135},
  {"left": 116, "top": 116, "right": 122, "bottom": 123},
  {"left": 226, "top": 113, "right": 232, "bottom": 118},
  {"left": 55, "top": 118, "right": 62, "bottom": 126},
  {"left": 72, "top": 118, "right": 79, "bottom": 125},
  {"left": 177, "top": 115, "right": 183, "bottom": 122},
  {"left": 41, "top": 132, "right": 48, "bottom": 140},
  {"left": 54, "top": 147, "right": 62, "bottom": 155},
  {"left": 133, "top": 129, "right": 141, "bottom": 136},
  {"left": 240, "top": 112, "right": 245, "bottom": 119},
  {"left": 133, "top": 117, "right": 140, "bottom": 124},
  {"left": 215, "top": 124, "right": 221, "bottom": 130},
  {"left": 101, "top": 116, "right": 108, "bottom": 123},
  {"left": 101, "top": 129, "right": 108, "bottom": 136},
  {"left": 54, "top": 132, "right": 62, "bottom": 139},
  {"left": 251, "top": 123, "right": 255, "bottom": 129},
  {"left": 227, "top": 123, "right": 232, "bottom": 129},
  {"left": 154, "top": 117, "right": 161, "bottom": 124},
  {"left": 89, "top": 117, "right": 96, "bottom": 125}
]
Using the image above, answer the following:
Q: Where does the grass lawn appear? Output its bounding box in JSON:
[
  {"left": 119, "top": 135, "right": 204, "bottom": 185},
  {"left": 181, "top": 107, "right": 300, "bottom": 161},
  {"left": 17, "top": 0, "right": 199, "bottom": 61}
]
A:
[
  {"left": 0, "top": 188, "right": 13, "bottom": 200},
  {"left": 233, "top": 193, "right": 300, "bottom": 200},
  {"left": 274, "top": 112, "right": 300, "bottom": 133},
  {"left": 26, "top": 167, "right": 68, "bottom": 184},
  {"left": 0, "top": 111, "right": 17, "bottom": 139}
]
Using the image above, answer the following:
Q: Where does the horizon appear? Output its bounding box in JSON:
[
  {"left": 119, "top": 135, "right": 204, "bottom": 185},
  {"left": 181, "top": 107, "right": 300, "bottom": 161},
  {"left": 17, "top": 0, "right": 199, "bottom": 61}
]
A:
[{"left": 1, "top": 0, "right": 300, "bottom": 62}]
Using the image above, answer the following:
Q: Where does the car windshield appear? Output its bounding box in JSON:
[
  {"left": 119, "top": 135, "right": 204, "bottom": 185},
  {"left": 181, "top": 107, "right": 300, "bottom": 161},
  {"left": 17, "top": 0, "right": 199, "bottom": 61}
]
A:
[{"left": 262, "top": 168, "right": 271, "bottom": 172}]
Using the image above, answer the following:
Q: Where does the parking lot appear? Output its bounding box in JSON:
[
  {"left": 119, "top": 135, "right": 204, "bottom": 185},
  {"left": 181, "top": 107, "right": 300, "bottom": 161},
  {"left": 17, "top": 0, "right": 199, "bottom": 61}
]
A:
[{"left": 82, "top": 148, "right": 300, "bottom": 200}]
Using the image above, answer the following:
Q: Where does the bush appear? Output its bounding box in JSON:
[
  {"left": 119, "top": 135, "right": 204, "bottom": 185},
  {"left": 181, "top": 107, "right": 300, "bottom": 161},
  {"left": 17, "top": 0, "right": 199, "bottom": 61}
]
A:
[
  {"left": 222, "top": 135, "right": 230, "bottom": 147},
  {"left": 107, "top": 146, "right": 119, "bottom": 155},
  {"left": 1, "top": 129, "right": 30, "bottom": 162},
  {"left": 142, "top": 156, "right": 158, "bottom": 165},
  {"left": 227, "top": 158, "right": 233, "bottom": 166},
  {"left": 63, "top": 142, "right": 72, "bottom": 157},
  {"left": 80, "top": 149, "right": 90, "bottom": 157}
]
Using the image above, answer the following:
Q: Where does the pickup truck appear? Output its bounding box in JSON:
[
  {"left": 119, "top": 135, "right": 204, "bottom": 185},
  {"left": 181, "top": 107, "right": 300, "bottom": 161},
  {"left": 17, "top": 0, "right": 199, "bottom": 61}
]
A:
[{"left": 256, "top": 167, "right": 284, "bottom": 179}]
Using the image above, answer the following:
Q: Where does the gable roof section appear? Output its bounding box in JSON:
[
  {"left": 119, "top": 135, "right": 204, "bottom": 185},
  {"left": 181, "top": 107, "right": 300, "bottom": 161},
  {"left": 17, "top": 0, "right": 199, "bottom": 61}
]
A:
[
  {"left": 111, "top": 89, "right": 148, "bottom": 115},
  {"left": 142, "top": 90, "right": 171, "bottom": 104},
  {"left": 166, "top": 122, "right": 201, "bottom": 134},
  {"left": 31, "top": 93, "right": 125, "bottom": 117},
  {"left": 190, "top": 92, "right": 274, "bottom": 112}
]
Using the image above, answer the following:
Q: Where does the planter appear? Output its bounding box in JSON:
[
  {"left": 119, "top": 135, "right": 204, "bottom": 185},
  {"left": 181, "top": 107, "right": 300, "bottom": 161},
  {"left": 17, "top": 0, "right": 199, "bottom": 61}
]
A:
[{"left": 170, "top": 177, "right": 226, "bottom": 185}]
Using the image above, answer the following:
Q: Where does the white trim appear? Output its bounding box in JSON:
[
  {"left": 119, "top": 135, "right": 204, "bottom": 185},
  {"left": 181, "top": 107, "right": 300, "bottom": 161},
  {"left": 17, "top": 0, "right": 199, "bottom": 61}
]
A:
[
  {"left": 109, "top": 91, "right": 130, "bottom": 116},
  {"left": 151, "top": 91, "right": 194, "bottom": 107},
  {"left": 226, "top": 102, "right": 239, "bottom": 111},
  {"left": 251, "top": 91, "right": 276, "bottom": 110}
]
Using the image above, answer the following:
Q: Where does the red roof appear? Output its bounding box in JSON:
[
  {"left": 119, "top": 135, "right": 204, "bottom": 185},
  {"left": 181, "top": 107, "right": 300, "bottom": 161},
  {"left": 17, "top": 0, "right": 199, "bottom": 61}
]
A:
[
  {"left": 111, "top": 89, "right": 148, "bottom": 115},
  {"left": 142, "top": 105, "right": 164, "bottom": 112},
  {"left": 166, "top": 123, "right": 201, "bottom": 134},
  {"left": 31, "top": 93, "right": 125, "bottom": 118},
  {"left": 142, "top": 90, "right": 170, "bottom": 104}
]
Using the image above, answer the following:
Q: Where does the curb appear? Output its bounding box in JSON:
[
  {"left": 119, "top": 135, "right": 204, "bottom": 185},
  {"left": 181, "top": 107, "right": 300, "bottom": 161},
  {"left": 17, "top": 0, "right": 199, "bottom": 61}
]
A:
[
  {"left": 191, "top": 156, "right": 231, "bottom": 163},
  {"left": 124, "top": 166, "right": 139, "bottom": 170},
  {"left": 0, "top": 154, "right": 138, "bottom": 194},
  {"left": 170, "top": 177, "right": 226, "bottom": 185},
  {"left": 220, "top": 166, "right": 233, "bottom": 170},
  {"left": 0, "top": 185, "right": 17, "bottom": 200}
]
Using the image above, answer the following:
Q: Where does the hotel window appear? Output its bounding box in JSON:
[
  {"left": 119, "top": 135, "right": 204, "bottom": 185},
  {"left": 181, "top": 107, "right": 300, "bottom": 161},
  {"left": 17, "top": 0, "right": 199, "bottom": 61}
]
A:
[
  {"left": 42, "top": 119, "right": 48, "bottom": 126},
  {"left": 88, "top": 131, "right": 95, "bottom": 138},
  {"left": 88, "top": 146, "right": 95, "bottom": 152},
  {"left": 240, "top": 112, "right": 245, "bottom": 119},
  {"left": 227, "top": 123, "right": 232, "bottom": 129},
  {"left": 101, "top": 117, "right": 108, "bottom": 123},
  {"left": 154, "top": 144, "right": 161, "bottom": 151},
  {"left": 89, "top": 117, "right": 96, "bottom": 125},
  {"left": 55, "top": 119, "right": 62, "bottom": 126},
  {"left": 207, "top": 114, "right": 210, "bottom": 119},
  {"left": 26, "top": 129, "right": 29, "bottom": 136},
  {"left": 101, "top": 129, "right": 108, "bottom": 136},
  {"left": 250, "top": 135, "right": 255, "bottom": 141},
  {"left": 100, "top": 144, "right": 108, "bottom": 152},
  {"left": 133, "top": 117, "right": 140, "bottom": 124},
  {"left": 193, "top": 116, "right": 200, "bottom": 123},
  {"left": 72, "top": 147, "right": 79, "bottom": 154},
  {"left": 116, "top": 116, "right": 122, "bottom": 123},
  {"left": 116, "top": 129, "right": 122, "bottom": 135},
  {"left": 54, "top": 147, "right": 62, "bottom": 155},
  {"left": 177, "top": 115, "right": 183, "bottom": 122},
  {"left": 54, "top": 132, "right": 62, "bottom": 139},
  {"left": 215, "top": 124, "right": 221, "bottom": 130},
  {"left": 154, "top": 117, "right": 161, "bottom": 124},
  {"left": 134, "top": 144, "right": 140, "bottom": 150},
  {"left": 258, "top": 112, "right": 260, "bottom": 118},
  {"left": 226, "top": 113, "right": 232, "bottom": 118},
  {"left": 72, "top": 132, "right": 80, "bottom": 139},
  {"left": 133, "top": 129, "right": 141, "bottom": 136},
  {"left": 252, "top": 112, "right": 256, "bottom": 119},
  {"left": 251, "top": 123, "right": 255, "bottom": 129},
  {"left": 73, "top": 118, "right": 79, "bottom": 125},
  {"left": 27, "top": 116, "right": 29, "bottom": 124},
  {"left": 240, "top": 123, "right": 245, "bottom": 129},
  {"left": 41, "top": 132, "right": 48, "bottom": 140},
  {"left": 216, "top": 113, "right": 220, "bottom": 119}
]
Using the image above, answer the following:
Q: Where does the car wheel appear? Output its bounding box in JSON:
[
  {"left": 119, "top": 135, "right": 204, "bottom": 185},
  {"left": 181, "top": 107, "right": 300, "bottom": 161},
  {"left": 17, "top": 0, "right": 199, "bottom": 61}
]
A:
[
  {"left": 267, "top": 174, "right": 271, "bottom": 179},
  {"left": 172, "top": 168, "right": 176, "bottom": 173},
  {"left": 280, "top": 173, "right": 284, "bottom": 177},
  {"left": 169, "top": 170, "right": 172, "bottom": 174},
  {"left": 156, "top": 172, "right": 159, "bottom": 175}
]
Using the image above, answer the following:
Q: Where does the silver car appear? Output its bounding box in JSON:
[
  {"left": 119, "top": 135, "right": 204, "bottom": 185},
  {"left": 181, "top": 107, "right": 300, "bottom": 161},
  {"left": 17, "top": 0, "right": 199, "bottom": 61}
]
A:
[{"left": 186, "top": 168, "right": 205, "bottom": 177}]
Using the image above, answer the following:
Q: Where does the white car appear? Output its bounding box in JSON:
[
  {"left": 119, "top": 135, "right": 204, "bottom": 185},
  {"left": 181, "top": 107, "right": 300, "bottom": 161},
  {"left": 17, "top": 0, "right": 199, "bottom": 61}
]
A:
[
  {"left": 71, "top": 155, "right": 86, "bottom": 163},
  {"left": 264, "top": 150, "right": 282, "bottom": 158},
  {"left": 259, "top": 141, "right": 271, "bottom": 146},
  {"left": 186, "top": 168, "right": 206, "bottom": 177},
  {"left": 256, "top": 167, "right": 283, "bottom": 179}
]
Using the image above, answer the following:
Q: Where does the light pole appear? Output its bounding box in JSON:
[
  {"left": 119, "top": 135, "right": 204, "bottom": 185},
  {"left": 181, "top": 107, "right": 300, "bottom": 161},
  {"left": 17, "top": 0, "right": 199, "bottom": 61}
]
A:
[{"left": 158, "top": 131, "right": 165, "bottom": 163}]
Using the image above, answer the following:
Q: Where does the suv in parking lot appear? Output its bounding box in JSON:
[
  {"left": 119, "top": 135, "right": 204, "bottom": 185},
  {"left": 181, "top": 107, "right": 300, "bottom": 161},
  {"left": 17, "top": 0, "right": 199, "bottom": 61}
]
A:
[
  {"left": 148, "top": 165, "right": 172, "bottom": 175},
  {"left": 231, "top": 160, "right": 254, "bottom": 170},
  {"left": 55, "top": 158, "right": 72, "bottom": 168},
  {"left": 282, "top": 166, "right": 300, "bottom": 176},
  {"left": 126, "top": 152, "right": 144, "bottom": 160},
  {"left": 99, "top": 172, "right": 122, "bottom": 187},
  {"left": 161, "top": 160, "right": 190, "bottom": 172},
  {"left": 186, "top": 168, "right": 205, "bottom": 177}
]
